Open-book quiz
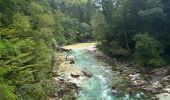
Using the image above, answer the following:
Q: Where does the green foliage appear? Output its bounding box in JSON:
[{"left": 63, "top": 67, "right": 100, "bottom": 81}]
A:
[
  {"left": 0, "top": 28, "right": 15, "bottom": 39},
  {"left": 15, "top": 83, "right": 46, "bottom": 100},
  {"left": 38, "top": 14, "right": 55, "bottom": 27},
  {"left": 12, "top": 13, "right": 31, "bottom": 35},
  {"left": 91, "top": 12, "right": 109, "bottom": 41},
  {"left": 93, "top": 0, "right": 170, "bottom": 69},
  {"left": 0, "top": 39, "right": 20, "bottom": 56},
  {"left": 0, "top": 83, "right": 17, "bottom": 100},
  {"left": 135, "top": 33, "right": 165, "bottom": 68},
  {"left": 28, "top": 2, "right": 44, "bottom": 16},
  {"left": 0, "top": 0, "right": 60, "bottom": 99}
]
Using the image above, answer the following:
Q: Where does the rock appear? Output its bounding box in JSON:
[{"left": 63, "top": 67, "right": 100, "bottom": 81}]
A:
[
  {"left": 71, "top": 73, "right": 80, "bottom": 78},
  {"left": 157, "top": 93, "right": 170, "bottom": 100},
  {"left": 112, "top": 90, "right": 118, "bottom": 95},
  {"left": 143, "top": 81, "right": 163, "bottom": 94},
  {"left": 57, "top": 81, "right": 79, "bottom": 99},
  {"left": 161, "top": 75, "right": 170, "bottom": 82},
  {"left": 152, "top": 81, "right": 162, "bottom": 89},
  {"left": 67, "top": 82, "right": 80, "bottom": 89},
  {"left": 163, "top": 88, "right": 170, "bottom": 93},
  {"left": 58, "top": 77, "right": 65, "bottom": 81},
  {"left": 82, "top": 71, "right": 92, "bottom": 78},
  {"left": 132, "top": 80, "right": 146, "bottom": 86},
  {"left": 56, "top": 46, "right": 71, "bottom": 52},
  {"left": 135, "top": 93, "right": 141, "bottom": 98},
  {"left": 58, "top": 74, "right": 67, "bottom": 81},
  {"left": 66, "top": 55, "right": 75, "bottom": 60},
  {"left": 129, "top": 74, "right": 140, "bottom": 81},
  {"left": 69, "top": 59, "right": 75, "bottom": 64},
  {"left": 163, "top": 85, "right": 170, "bottom": 93},
  {"left": 66, "top": 55, "right": 75, "bottom": 64},
  {"left": 125, "top": 94, "right": 130, "bottom": 99},
  {"left": 85, "top": 46, "right": 97, "bottom": 52},
  {"left": 160, "top": 75, "right": 170, "bottom": 86}
]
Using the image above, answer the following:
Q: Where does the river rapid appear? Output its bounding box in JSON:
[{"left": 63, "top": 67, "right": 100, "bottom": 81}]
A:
[{"left": 71, "top": 49, "right": 144, "bottom": 100}]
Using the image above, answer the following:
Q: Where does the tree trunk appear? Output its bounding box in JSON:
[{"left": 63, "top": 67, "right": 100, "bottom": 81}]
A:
[{"left": 123, "top": 10, "right": 130, "bottom": 51}]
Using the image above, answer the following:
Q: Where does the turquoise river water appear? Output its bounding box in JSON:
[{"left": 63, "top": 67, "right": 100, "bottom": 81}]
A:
[{"left": 71, "top": 49, "right": 146, "bottom": 100}]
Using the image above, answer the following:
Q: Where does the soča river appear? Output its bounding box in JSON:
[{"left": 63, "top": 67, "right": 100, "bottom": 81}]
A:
[{"left": 71, "top": 49, "right": 148, "bottom": 100}]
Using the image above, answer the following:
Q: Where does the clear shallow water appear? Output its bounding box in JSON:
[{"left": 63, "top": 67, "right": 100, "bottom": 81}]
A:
[{"left": 72, "top": 49, "right": 137, "bottom": 100}]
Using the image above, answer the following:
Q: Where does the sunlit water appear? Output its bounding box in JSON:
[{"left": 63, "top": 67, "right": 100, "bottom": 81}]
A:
[{"left": 71, "top": 49, "right": 138, "bottom": 100}]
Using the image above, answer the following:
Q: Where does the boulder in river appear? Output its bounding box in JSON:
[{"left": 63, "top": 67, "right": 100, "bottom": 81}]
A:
[{"left": 82, "top": 71, "right": 92, "bottom": 78}]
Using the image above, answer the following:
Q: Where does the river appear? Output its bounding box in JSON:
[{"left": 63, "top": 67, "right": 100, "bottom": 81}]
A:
[{"left": 71, "top": 49, "right": 142, "bottom": 100}]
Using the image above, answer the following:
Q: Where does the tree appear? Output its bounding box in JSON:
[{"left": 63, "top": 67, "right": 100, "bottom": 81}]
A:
[{"left": 135, "top": 33, "right": 165, "bottom": 68}]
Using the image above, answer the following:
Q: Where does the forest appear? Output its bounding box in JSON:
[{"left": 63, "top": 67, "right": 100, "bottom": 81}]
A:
[{"left": 0, "top": 0, "right": 170, "bottom": 100}]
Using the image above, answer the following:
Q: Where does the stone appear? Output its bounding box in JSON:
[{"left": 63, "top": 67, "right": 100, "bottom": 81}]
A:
[
  {"left": 56, "top": 46, "right": 71, "bottom": 52},
  {"left": 129, "top": 74, "right": 140, "bottom": 81},
  {"left": 71, "top": 73, "right": 80, "bottom": 78},
  {"left": 157, "top": 93, "right": 170, "bottom": 100},
  {"left": 163, "top": 88, "right": 170, "bottom": 93},
  {"left": 69, "top": 59, "right": 75, "bottom": 64},
  {"left": 58, "top": 75, "right": 66, "bottom": 81},
  {"left": 82, "top": 71, "right": 92, "bottom": 78},
  {"left": 66, "top": 55, "right": 75, "bottom": 64},
  {"left": 152, "top": 81, "right": 162, "bottom": 89},
  {"left": 161, "top": 75, "right": 170, "bottom": 82},
  {"left": 163, "top": 86, "right": 170, "bottom": 93},
  {"left": 135, "top": 93, "right": 141, "bottom": 98}
]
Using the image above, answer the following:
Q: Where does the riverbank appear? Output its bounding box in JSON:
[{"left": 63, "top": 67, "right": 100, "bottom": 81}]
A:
[{"left": 49, "top": 47, "right": 93, "bottom": 100}]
